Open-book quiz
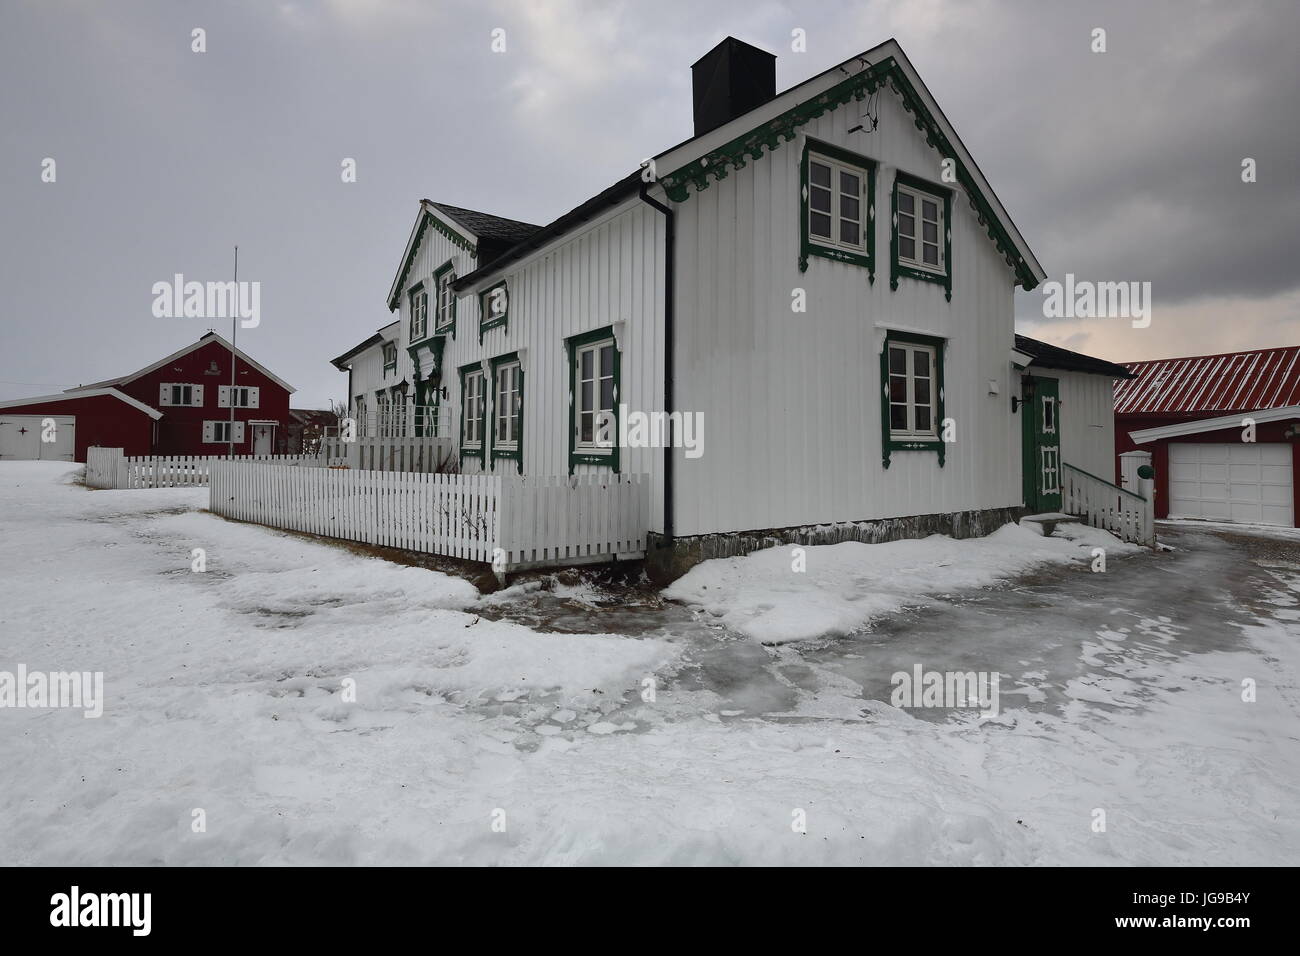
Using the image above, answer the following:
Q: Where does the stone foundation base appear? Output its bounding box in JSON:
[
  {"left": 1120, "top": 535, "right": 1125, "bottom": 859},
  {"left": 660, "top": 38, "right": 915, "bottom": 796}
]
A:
[{"left": 645, "top": 506, "right": 1030, "bottom": 584}]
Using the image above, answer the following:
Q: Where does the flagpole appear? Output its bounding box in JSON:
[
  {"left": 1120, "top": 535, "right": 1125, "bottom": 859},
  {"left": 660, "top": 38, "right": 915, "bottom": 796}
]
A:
[{"left": 229, "top": 245, "right": 237, "bottom": 459}]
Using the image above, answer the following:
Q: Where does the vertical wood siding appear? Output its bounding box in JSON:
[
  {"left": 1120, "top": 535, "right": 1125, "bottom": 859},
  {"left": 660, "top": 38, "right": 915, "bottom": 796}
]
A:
[
  {"left": 393, "top": 204, "right": 667, "bottom": 534},
  {"left": 352, "top": 79, "right": 1042, "bottom": 540},
  {"left": 1054, "top": 369, "right": 1118, "bottom": 483},
  {"left": 672, "top": 88, "right": 1023, "bottom": 536}
]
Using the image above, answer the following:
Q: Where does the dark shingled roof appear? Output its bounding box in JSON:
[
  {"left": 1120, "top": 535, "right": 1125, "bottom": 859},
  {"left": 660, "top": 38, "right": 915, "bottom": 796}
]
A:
[
  {"left": 429, "top": 202, "right": 542, "bottom": 246},
  {"left": 453, "top": 172, "right": 644, "bottom": 292},
  {"left": 1016, "top": 334, "right": 1134, "bottom": 379}
]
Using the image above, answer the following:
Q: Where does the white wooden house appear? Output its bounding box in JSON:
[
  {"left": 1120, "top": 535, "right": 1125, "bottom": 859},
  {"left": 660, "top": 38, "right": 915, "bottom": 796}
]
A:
[{"left": 331, "top": 36, "right": 1145, "bottom": 576}]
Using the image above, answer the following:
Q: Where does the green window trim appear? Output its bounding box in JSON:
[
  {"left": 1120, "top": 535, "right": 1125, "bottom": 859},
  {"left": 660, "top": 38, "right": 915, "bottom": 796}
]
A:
[
  {"left": 656, "top": 55, "right": 1039, "bottom": 291},
  {"left": 458, "top": 360, "right": 486, "bottom": 465},
  {"left": 479, "top": 280, "right": 509, "bottom": 344},
  {"left": 880, "top": 329, "right": 946, "bottom": 469},
  {"left": 565, "top": 326, "right": 621, "bottom": 475},
  {"left": 890, "top": 171, "right": 953, "bottom": 301},
  {"left": 433, "top": 260, "right": 457, "bottom": 339},
  {"left": 799, "top": 137, "right": 877, "bottom": 279},
  {"left": 407, "top": 281, "right": 428, "bottom": 345},
  {"left": 388, "top": 210, "right": 477, "bottom": 311},
  {"left": 489, "top": 351, "right": 524, "bottom": 474}
]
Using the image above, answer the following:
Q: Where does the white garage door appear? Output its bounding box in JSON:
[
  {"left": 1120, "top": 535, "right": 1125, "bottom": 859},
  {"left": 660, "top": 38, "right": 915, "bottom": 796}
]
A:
[
  {"left": 0, "top": 415, "right": 76, "bottom": 461},
  {"left": 1168, "top": 443, "right": 1293, "bottom": 526}
]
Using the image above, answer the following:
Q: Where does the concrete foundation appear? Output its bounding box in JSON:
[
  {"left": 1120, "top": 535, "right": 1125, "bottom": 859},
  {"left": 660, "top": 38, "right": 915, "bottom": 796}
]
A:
[{"left": 645, "top": 506, "right": 1030, "bottom": 583}]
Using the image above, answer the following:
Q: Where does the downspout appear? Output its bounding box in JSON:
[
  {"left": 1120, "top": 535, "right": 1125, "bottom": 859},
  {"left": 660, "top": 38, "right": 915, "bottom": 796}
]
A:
[{"left": 638, "top": 182, "right": 675, "bottom": 544}]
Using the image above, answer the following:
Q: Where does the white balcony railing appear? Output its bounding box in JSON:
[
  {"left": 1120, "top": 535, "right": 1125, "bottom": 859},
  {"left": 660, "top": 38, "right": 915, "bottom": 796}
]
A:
[{"left": 323, "top": 404, "right": 450, "bottom": 440}]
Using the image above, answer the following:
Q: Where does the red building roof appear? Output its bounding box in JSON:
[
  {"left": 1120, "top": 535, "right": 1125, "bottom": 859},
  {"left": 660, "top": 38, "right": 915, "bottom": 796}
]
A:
[{"left": 1115, "top": 346, "right": 1300, "bottom": 416}]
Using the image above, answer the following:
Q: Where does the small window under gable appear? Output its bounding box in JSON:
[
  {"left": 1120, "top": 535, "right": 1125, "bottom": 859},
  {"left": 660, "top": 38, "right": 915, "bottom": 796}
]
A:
[
  {"left": 408, "top": 282, "right": 428, "bottom": 342},
  {"left": 890, "top": 171, "right": 952, "bottom": 300},
  {"left": 799, "top": 138, "right": 877, "bottom": 278},
  {"left": 434, "top": 261, "right": 457, "bottom": 338}
]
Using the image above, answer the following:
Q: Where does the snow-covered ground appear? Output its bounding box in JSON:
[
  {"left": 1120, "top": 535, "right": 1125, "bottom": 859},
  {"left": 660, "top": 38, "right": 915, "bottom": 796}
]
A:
[
  {"left": 1, "top": 461, "right": 1297, "bottom": 865},
  {"left": 664, "top": 522, "right": 1140, "bottom": 643}
]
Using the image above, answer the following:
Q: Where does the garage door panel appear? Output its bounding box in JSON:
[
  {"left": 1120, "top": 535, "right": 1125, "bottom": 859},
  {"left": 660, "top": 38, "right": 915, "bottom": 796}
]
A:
[
  {"left": 1168, "top": 442, "right": 1293, "bottom": 527},
  {"left": 0, "top": 415, "right": 75, "bottom": 461},
  {"left": 1260, "top": 485, "right": 1291, "bottom": 505}
]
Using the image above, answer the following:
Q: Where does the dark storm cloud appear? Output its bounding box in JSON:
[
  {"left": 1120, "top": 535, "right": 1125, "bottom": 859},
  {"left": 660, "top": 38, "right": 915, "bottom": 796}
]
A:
[{"left": 1, "top": 0, "right": 1297, "bottom": 403}]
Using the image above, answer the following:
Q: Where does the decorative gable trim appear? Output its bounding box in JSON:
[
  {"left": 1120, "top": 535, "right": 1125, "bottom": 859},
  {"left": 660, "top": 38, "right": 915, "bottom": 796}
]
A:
[
  {"left": 388, "top": 205, "right": 478, "bottom": 312},
  {"left": 658, "top": 55, "right": 1040, "bottom": 290}
]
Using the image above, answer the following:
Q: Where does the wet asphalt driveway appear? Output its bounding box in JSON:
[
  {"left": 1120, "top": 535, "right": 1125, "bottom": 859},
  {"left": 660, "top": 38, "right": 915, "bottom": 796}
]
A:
[{"left": 480, "top": 524, "right": 1300, "bottom": 725}]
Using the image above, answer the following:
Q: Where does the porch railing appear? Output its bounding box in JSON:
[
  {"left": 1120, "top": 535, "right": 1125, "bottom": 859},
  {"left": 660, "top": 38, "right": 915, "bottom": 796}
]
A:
[
  {"left": 1061, "top": 462, "right": 1155, "bottom": 547},
  {"left": 322, "top": 405, "right": 449, "bottom": 439},
  {"left": 317, "top": 435, "right": 455, "bottom": 473}
]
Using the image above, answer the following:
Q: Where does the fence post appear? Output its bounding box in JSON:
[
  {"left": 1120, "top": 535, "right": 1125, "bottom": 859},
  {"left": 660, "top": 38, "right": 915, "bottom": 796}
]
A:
[{"left": 1119, "top": 450, "right": 1151, "bottom": 492}]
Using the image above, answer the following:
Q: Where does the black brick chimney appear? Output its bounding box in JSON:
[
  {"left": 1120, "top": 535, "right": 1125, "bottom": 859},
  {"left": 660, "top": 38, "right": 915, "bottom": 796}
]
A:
[{"left": 691, "top": 37, "right": 776, "bottom": 137}]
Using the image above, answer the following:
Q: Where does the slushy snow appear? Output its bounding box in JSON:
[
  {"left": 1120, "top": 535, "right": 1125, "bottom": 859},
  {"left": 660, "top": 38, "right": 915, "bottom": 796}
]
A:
[
  {"left": 664, "top": 523, "right": 1140, "bottom": 643},
  {"left": 2, "top": 461, "right": 1297, "bottom": 865}
]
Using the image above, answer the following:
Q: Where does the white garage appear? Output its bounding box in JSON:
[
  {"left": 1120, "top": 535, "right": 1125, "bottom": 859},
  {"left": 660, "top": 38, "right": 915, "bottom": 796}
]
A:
[
  {"left": 1168, "top": 443, "right": 1294, "bottom": 526},
  {"left": 0, "top": 414, "right": 76, "bottom": 461}
]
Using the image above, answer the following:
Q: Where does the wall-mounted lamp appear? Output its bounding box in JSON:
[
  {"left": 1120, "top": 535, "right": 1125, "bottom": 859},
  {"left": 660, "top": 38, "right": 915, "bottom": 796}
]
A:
[{"left": 1011, "top": 376, "right": 1035, "bottom": 414}]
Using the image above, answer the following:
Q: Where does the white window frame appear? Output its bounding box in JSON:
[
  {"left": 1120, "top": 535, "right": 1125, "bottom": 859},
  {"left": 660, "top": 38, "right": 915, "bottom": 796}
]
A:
[
  {"left": 807, "top": 153, "right": 867, "bottom": 255},
  {"left": 462, "top": 369, "right": 485, "bottom": 448},
  {"left": 887, "top": 342, "right": 938, "bottom": 440},
  {"left": 204, "top": 420, "right": 246, "bottom": 444},
  {"left": 575, "top": 339, "right": 616, "bottom": 452},
  {"left": 218, "top": 385, "right": 259, "bottom": 409},
  {"left": 494, "top": 362, "right": 522, "bottom": 451},
  {"left": 409, "top": 288, "right": 427, "bottom": 341},
  {"left": 160, "top": 383, "right": 202, "bottom": 407},
  {"left": 896, "top": 183, "right": 945, "bottom": 274},
  {"left": 435, "top": 268, "right": 456, "bottom": 332},
  {"left": 1041, "top": 395, "right": 1057, "bottom": 435}
]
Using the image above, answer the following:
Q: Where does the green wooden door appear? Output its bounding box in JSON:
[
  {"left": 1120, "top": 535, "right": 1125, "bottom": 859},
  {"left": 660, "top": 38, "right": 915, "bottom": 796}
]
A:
[{"left": 1021, "top": 376, "right": 1062, "bottom": 512}]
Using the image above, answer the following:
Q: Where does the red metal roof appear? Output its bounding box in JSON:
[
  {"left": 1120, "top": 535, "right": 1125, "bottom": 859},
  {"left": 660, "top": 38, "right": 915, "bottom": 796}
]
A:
[{"left": 1115, "top": 346, "right": 1300, "bottom": 416}]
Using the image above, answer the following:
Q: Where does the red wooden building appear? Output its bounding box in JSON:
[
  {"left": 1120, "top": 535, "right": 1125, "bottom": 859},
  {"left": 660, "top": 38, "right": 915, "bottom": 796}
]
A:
[
  {"left": 1115, "top": 346, "right": 1300, "bottom": 527},
  {"left": 0, "top": 333, "right": 295, "bottom": 462}
]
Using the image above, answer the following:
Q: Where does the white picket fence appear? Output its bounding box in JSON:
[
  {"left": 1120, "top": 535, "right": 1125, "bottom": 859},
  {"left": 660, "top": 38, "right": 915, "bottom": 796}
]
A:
[
  {"left": 1062, "top": 463, "right": 1155, "bottom": 546},
  {"left": 317, "top": 436, "right": 455, "bottom": 473},
  {"left": 85, "top": 446, "right": 321, "bottom": 490},
  {"left": 208, "top": 461, "right": 649, "bottom": 571}
]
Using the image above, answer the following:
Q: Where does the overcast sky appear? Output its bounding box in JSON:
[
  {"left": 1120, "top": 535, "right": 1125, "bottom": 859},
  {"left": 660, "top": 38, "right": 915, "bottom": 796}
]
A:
[{"left": 2, "top": 0, "right": 1297, "bottom": 407}]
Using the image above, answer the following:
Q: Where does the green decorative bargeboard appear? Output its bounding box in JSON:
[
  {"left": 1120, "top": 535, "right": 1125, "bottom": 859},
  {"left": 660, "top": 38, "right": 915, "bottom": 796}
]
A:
[{"left": 657, "top": 56, "right": 1038, "bottom": 291}]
